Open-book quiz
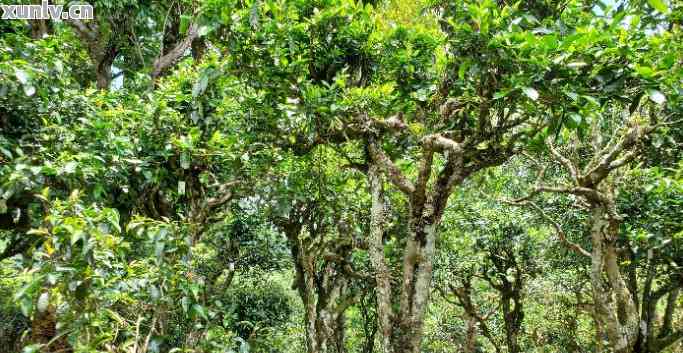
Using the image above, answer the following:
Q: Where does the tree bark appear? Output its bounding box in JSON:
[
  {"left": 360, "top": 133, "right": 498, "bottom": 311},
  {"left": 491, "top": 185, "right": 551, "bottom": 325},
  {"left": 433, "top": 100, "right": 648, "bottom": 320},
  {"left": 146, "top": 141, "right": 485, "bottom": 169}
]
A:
[
  {"left": 360, "top": 290, "right": 378, "bottom": 353},
  {"left": 95, "top": 45, "right": 117, "bottom": 90},
  {"left": 28, "top": 0, "right": 52, "bottom": 39},
  {"left": 502, "top": 292, "right": 522, "bottom": 353},
  {"left": 367, "top": 168, "right": 440, "bottom": 353},
  {"left": 280, "top": 205, "right": 354, "bottom": 353},
  {"left": 368, "top": 162, "right": 394, "bottom": 353},
  {"left": 31, "top": 305, "right": 72, "bottom": 353},
  {"left": 66, "top": 19, "right": 120, "bottom": 90},
  {"left": 511, "top": 119, "right": 678, "bottom": 353},
  {"left": 588, "top": 205, "right": 639, "bottom": 353},
  {"left": 367, "top": 132, "right": 471, "bottom": 353},
  {"left": 660, "top": 288, "right": 679, "bottom": 339},
  {"left": 463, "top": 314, "right": 478, "bottom": 353},
  {"left": 151, "top": 23, "right": 200, "bottom": 81}
]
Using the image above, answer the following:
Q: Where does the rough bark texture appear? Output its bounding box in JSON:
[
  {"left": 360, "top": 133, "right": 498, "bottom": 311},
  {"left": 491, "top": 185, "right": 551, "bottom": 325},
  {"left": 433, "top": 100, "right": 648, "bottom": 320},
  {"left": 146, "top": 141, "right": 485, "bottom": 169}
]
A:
[
  {"left": 513, "top": 116, "right": 683, "bottom": 353},
  {"left": 367, "top": 136, "right": 464, "bottom": 353},
  {"left": 501, "top": 284, "right": 524, "bottom": 353},
  {"left": 463, "top": 315, "right": 478, "bottom": 353},
  {"left": 365, "top": 102, "right": 522, "bottom": 353},
  {"left": 28, "top": 0, "right": 52, "bottom": 39},
  {"left": 589, "top": 204, "right": 639, "bottom": 353},
  {"left": 359, "top": 290, "right": 378, "bottom": 353},
  {"left": 31, "top": 306, "right": 72, "bottom": 353},
  {"left": 151, "top": 23, "right": 200, "bottom": 81},
  {"left": 278, "top": 202, "right": 359, "bottom": 353},
  {"left": 95, "top": 45, "right": 118, "bottom": 90},
  {"left": 29, "top": 19, "right": 51, "bottom": 39},
  {"left": 368, "top": 163, "right": 393, "bottom": 353},
  {"left": 67, "top": 19, "right": 121, "bottom": 90}
]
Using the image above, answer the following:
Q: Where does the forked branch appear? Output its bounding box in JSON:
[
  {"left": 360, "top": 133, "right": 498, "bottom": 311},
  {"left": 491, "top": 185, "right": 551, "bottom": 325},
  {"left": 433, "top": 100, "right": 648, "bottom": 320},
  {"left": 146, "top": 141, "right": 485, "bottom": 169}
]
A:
[
  {"left": 516, "top": 200, "right": 590, "bottom": 257},
  {"left": 368, "top": 140, "right": 415, "bottom": 195}
]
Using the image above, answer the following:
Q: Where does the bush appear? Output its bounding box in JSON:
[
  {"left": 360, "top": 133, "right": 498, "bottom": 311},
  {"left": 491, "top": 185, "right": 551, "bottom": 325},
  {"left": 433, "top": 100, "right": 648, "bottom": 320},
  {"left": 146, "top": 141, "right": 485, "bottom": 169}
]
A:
[{"left": 224, "top": 279, "right": 294, "bottom": 340}]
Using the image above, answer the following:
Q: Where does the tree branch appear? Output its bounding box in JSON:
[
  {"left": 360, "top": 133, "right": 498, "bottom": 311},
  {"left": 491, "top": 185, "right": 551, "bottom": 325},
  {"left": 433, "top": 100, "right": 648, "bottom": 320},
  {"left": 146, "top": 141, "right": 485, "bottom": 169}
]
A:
[
  {"left": 206, "top": 180, "right": 241, "bottom": 209},
  {"left": 368, "top": 140, "right": 415, "bottom": 195},
  {"left": 516, "top": 200, "right": 591, "bottom": 257},
  {"left": 654, "top": 329, "right": 683, "bottom": 352},
  {"left": 547, "top": 140, "right": 579, "bottom": 184},
  {"left": 583, "top": 122, "right": 652, "bottom": 186},
  {"left": 151, "top": 23, "right": 200, "bottom": 80},
  {"left": 66, "top": 18, "right": 98, "bottom": 43}
]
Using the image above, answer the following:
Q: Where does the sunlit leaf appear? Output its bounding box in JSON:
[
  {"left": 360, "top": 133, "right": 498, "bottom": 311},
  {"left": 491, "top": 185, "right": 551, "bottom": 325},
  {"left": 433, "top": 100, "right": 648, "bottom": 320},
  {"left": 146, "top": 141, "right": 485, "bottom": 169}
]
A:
[
  {"left": 523, "top": 87, "right": 539, "bottom": 101},
  {"left": 648, "top": 89, "right": 666, "bottom": 105}
]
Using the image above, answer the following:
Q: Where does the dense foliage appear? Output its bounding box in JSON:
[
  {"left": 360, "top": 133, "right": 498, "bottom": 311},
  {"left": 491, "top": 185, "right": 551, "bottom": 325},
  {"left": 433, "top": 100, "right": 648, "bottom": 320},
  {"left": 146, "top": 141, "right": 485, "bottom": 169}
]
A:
[{"left": 0, "top": 0, "right": 681, "bottom": 353}]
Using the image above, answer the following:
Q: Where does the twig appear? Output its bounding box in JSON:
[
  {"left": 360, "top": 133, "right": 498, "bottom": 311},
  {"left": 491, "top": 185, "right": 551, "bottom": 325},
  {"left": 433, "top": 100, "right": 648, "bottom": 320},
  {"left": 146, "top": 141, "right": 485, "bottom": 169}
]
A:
[{"left": 504, "top": 199, "right": 590, "bottom": 257}]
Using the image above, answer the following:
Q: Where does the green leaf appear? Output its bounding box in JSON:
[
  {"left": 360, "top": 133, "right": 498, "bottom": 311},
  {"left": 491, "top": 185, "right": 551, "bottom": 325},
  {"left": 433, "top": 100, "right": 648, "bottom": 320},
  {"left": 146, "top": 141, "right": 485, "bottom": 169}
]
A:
[
  {"left": 523, "top": 87, "right": 539, "bottom": 101},
  {"left": 37, "top": 292, "right": 49, "bottom": 313},
  {"left": 180, "top": 153, "right": 191, "bottom": 170},
  {"left": 23, "top": 85, "right": 36, "bottom": 97},
  {"left": 181, "top": 296, "right": 190, "bottom": 313},
  {"left": 179, "top": 15, "right": 191, "bottom": 35},
  {"left": 192, "top": 304, "right": 208, "bottom": 320},
  {"left": 568, "top": 113, "right": 582, "bottom": 128},
  {"left": 648, "top": 90, "right": 666, "bottom": 105},
  {"left": 583, "top": 95, "right": 599, "bottom": 106},
  {"left": 149, "top": 285, "right": 160, "bottom": 300},
  {"left": 155, "top": 240, "right": 165, "bottom": 260},
  {"left": 239, "top": 339, "right": 250, "bottom": 353},
  {"left": 635, "top": 65, "right": 655, "bottom": 78},
  {"left": 15, "top": 69, "right": 29, "bottom": 84},
  {"left": 20, "top": 296, "right": 32, "bottom": 317},
  {"left": 647, "top": 0, "right": 669, "bottom": 14},
  {"left": 458, "top": 60, "right": 470, "bottom": 80},
  {"left": 70, "top": 230, "right": 85, "bottom": 245},
  {"left": 566, "top": 62, "right": 587, "bottom": 69},
  {"left": 22, "top": 344, "right": 42, "bottom": 353},
  {"left": 493, "top": 91, "right": 509, "bottom": 99},
  {"left": 63, "top": 161, "right": 77, "bottom": 174},
  {"left": 192, "top": 73, "right": 209, "bottom": 98},
  {"left": 198, "top": 25, "right": 212, "bottom": 37}
]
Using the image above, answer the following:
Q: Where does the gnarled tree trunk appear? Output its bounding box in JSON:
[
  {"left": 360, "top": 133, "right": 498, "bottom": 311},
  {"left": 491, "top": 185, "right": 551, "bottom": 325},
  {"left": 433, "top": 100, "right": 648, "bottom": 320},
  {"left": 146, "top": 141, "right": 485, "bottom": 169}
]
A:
[
  {"left": 366, "top": 124, "right": 515, "bottom": 353},
  {"left": 588, "top": 205, "right": 639, "bottom": 353},
  {"left": 279, "top": 203, "right": 358, "bottom": 353},
  {"left": 367, "top": 151, "right": 461, "bottom": 353},
  {"left": 31, "top": 306, "right": 72, "bottom": 353}
]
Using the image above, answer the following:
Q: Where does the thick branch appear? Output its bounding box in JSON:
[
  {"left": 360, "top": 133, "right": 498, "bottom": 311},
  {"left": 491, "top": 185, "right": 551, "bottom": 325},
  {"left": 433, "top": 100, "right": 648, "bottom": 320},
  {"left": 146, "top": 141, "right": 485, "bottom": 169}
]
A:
[
  {"left": 151, "top": 23, "right": 200, "bottom": 80},
  {"left": 412, "top": 147, "right": 434, "bottom": 216},
  {"left": 368, "top": 162, "right": 394, "bottom": 352},
  {"left": 583, "top": 123, "right": 652, "bottom": 186},
  {"left": 205, "top": 180, "right": 241, "bottom": 209},
  {"left": 368, "top": 140, "right": 415, "bottom": 195},
  {"left": 66, "top": 18, "right": 98, "bottom": 43},
  {"left": 654, "top": 330, "right": 683, "bottom": 352},
  {"left": 422, "top": 134, "right": 463, "bottom": 154},
  {"left": 660, "top": 288, "right": 680, "bottom": 338},
  {"left": 547, "top": 140, "right": 579, "bottom": 184}
]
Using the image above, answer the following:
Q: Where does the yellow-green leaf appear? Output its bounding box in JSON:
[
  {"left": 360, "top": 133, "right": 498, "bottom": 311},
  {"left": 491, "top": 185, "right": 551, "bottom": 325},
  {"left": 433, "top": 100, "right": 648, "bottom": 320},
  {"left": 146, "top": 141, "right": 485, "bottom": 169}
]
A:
[{"left": 648, "top": 0, "right": 669, "bottom": 14}]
